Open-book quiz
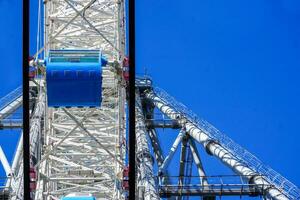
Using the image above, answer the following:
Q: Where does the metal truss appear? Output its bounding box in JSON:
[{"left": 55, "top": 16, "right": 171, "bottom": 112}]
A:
[
  {"left": 35, "top": 68, "right": 126, "bottom": 199},
  {"left": 44, "top": 0, "right": 126, "bottom": 61},
  {"left": 5, "top": 87, "right": 45, "bottom": 200},
  {"left": 0, "top": 86, "right": 22, "bottom": 122},
  {"left": 159, "top": 175, "right": 271, "bottom": 198},
  {"left": 135, "top": 77, "right": 300, "bottom": 200},
  {"left": 31, "top": 0, "right": 127, "bottom": 199},
  {"left": 0, "top": 86, "right": 23, "bottom": 199},
  {"left": 151, "top": 87, "right": 300, "bottom": 200},
  {"left": 136, "top": 90, "right": 159, "bottom": 200},
  {"left": 0, "top": 119, "right": 22, "bottom": 130}
]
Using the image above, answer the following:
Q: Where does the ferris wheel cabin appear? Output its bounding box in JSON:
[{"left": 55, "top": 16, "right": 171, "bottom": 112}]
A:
[{"left": 46, "top": 49, "right": 107, "bottom": 108}]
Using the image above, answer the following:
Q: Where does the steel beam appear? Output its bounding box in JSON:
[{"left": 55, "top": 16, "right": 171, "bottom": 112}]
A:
[
  {"left": 0, "top": 96, "right": 22, "bottom": 120},
  {"left": 0, "top": 146, "right": 12, "bottom": 176},
  {"left": 188, "top": 139, "right": 208, "bottom": 186},
  {"left": 159, "top": 129, "right": 184, "bottom": 174},
  {"left": 0, "top": 119, "right": 22, "bottom": 129},
  {"left": 136, "top": 91, "right": 160, "bottom": 200},
  {"left": 147, "top": 129, "right": 164, "bottom": 167},
  {"left": 159, "top": 185, "right": 265, "bottom": 197},
  {"left": 177, "top": 136, "right": 187, "bottom": 200},
  {"left": 38, "top": 0, "right": 127, "bottom": 199},
  {"left": 145, "top": 119, "right": 181, "bottom": 129},
  {"left": 146, "top": 91, "right": 289, "bottom": 200},
  {"left": 0, "top": 86, "right": 22, "bottom": 121}
]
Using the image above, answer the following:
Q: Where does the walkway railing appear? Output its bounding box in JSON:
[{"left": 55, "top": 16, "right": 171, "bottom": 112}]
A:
[
  {"left": 154, "top": 87, "right": 300, "bottom": 200},
  {"left": 159, "top": 175, "right": 271, "bottom": 197},
  {"left": 0, "top": 86, "right": 22, "bottom": 112}
]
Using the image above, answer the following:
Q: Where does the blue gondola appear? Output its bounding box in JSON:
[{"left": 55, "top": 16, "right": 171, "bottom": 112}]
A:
[{"left": 46, "top": 49, "right": 107, "bottom": 107}]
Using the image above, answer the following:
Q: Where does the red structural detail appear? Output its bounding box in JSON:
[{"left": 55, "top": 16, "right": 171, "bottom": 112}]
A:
[
  {"left": 123, "top": 166, "right": 129, "bottom": 191},
  {"left": 30, "top": 167, "right": 37, "bottom": 191},
  {"left": 29, "top": 168, "right": 36, "bottom": 179},
  {"left": 28, "top": 56, "right": 34, "bottom": 62},
  {"left": 123, "top": 166, "right": 129, "bottom": 177},
  {"left": 28, "top": 56, "right": 36, "bottom": 78},
  {"left": 123, "top": 57, "right": 129, "bottom": 81},
  {"left": 122, "top": 180, "right": 129, "bottom": 190},
  {"left": 30, "top": 182, "right": 37, "bottom": 191}
]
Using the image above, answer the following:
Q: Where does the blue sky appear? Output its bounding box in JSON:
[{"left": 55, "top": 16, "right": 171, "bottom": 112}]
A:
[
  {"left": 0, "top": 0, "right": 300, "bottom": 199},
  {"left": 0, "top": 0, "right": 39, "bottom": 181},
  {"left": 0, "top": 0, "right": 23, "bottom": 179},
  {"left": 136, "top": 0, "right": 300, "bottom": 199}
]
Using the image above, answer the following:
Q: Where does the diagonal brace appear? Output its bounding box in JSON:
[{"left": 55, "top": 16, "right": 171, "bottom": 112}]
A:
[
  {"left": 34, "top": 0, "right": 97, "bottom": 59},
  {"left": 189, "top": 139, "right": 208, "bottom": 186},
  {"left": 159, "top": 128, "right": 185, "bottom": 174},
  {"left": 35, "top": 109, "right": 95, "bottom": 168},
  {"left": 62, "top": 108, "right": 123, "bottom": 166},
  {"left": 64, "top": 0, "right": 120, "bottom": 53}
]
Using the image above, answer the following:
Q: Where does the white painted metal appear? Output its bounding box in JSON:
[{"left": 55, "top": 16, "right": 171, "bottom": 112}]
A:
[
  {"left": 7, "top": 91, "right": 46, "bottom": 200},
  {"left": 0, "top": 86, "right": 28, "bottom": 199},
  {"left": 0, "top": 119, "right": 22, "bottom": 129},
  {"left": 0, "top": 86, "right": 22, "bottom": 121},
  {"left": 32, "top": 0, "right": 127, "bottom": 199},
  {"left": 30, "top": 92, "right": 45, "bottom": 162},
  {"left": 44, "top": 0, "right": 126, "bottom": 61},
  {"left": 11, "top": 134, "right": 23, "bottom": 177},
  {"left": 146, "top": 90, "right": 290, "bottom": 200},
  {"left": 159, "top": 129, "right": 184, "bottom": 174},
  {"left": 188, "top": 139, "right": 208, "bottom": 186},
  {"left": 154, "top": 87, "right": 300, "bottom": 199},
  {"left": 136, "top": 91, "right": 159, "bottom": 200},
  {"left": 0, "top": 96, "right": 22, "bottom": 121},
  {"left": 0, "top": 146, "right": 12, "bottom": 176},
  {"left": 147, "top": 129, "right": 164, "bottom": 168},
  {"left": 34, "top": 71, "right": 126, "bottom": 200},
  {"left": 7, "top": 134, "right": 23, "bottom": 200}
]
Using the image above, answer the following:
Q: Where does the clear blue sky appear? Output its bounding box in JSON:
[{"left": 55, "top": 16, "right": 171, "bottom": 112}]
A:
[
  {"left": 137, "top": 0, "right": 300, "bottom": 199},
  {"left": 0, "top": 0, "right": 39, "bottom": 180},
  {"left": 0, "top": 0, "right": 23, "bottom": 179},
  {"left": 1, "top": 0, "right": 300, "bottom": 199}
]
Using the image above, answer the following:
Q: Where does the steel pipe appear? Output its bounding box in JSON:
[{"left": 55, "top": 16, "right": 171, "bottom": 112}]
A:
[
  {"left": 146, "top": 91, "right": 288, "bottom": 200},
  {"left": 159, "top": 129, "right": 184, "bottom": 173},
  {"left": 136, "top": 92, "right": 160, "bottom": 200}
]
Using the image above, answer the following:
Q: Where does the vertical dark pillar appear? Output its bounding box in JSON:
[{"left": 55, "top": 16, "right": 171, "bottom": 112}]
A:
[
  {"left": 23, "top": 0, "right": 30, "bottom": 199},
  {"left": 129, "top": 0, "right": 136, "bottom": 198}
]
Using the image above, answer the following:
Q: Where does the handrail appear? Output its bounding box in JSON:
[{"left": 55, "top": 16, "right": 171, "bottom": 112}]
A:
[
  {"left": 0, "top": 86, "right": 22, "bottom": 112},
  {"left": 154, "top": 87, "right": 300, "bottom": 200}
]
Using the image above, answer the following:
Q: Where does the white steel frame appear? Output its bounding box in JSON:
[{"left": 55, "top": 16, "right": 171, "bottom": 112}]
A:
[
  {"left": 142, "top": 88, "right": 299, "bottom": 200},
  {"left": 32, "top": 0, "right": 127, "bottom": 199}
]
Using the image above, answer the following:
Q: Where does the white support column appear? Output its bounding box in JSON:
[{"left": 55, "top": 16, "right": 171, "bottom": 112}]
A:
[
  {"left": 188, "top": 139, "right": 208, "bottom": 185},
  {"left": 38, "top": 0, "right": 127, "bottom": 198},
  {"left": 147, "top": 128, "right": 174, "bottom": 188},
  {"left": 178, "top": 136, "right": 187, "bottom": 193},
  {"left": 8, "top": 91, "right": 46, "bottom": 200},
  {"left": 30, "top": 92, "right": 45, "bottom": 162},
  {"left": 136, "top": 92, "right": 160, "bottom": 200},
  {"left": 7, "top": 133, "right": 23, "bottom": 194},
  {"left": 11, "top": 133, "right": 23, "bottom": 175},
  {"left": 146, "top": 91, "right": 289, "bottom": 200},
  {"left": 147, "top": 129, "right": 164, "bottom": 167},
  {"left": 0, "top": 146, "right": 12, "bottom": 176},
  {"left": 159, "top": 129, "right": 184, "bottom": 173}
]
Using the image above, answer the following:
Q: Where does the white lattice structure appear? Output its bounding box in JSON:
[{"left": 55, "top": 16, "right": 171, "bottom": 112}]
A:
[
  {"left": 32, "top": 0, "right": 127, "bottom": 199},
  {"left": 43, "top": 0, "right": 125, "bottom": 61},
  {"left": 134, "top": 77, "right": 300, "bottom": 200}
]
